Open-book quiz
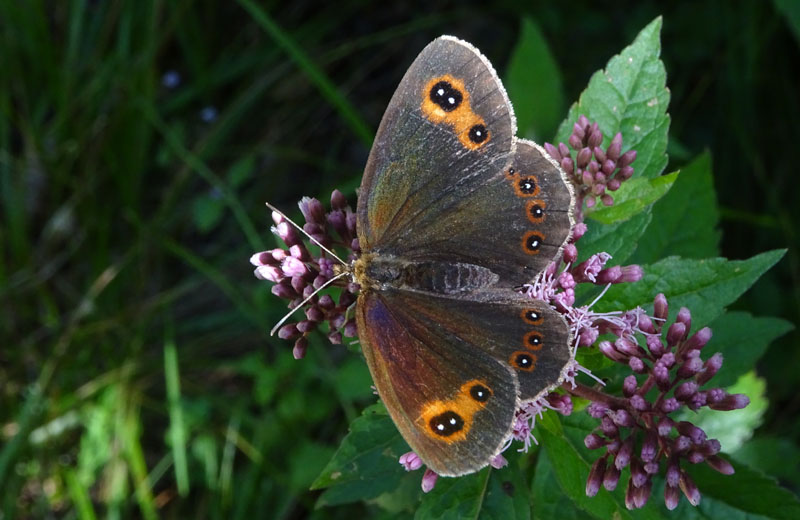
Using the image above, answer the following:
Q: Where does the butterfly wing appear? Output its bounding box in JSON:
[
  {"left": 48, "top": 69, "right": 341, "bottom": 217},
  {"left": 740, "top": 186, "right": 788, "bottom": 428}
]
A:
[
  {"left": 356, "top": 288, "right": 572, "bottom": 475},
  {"left": 385, "top": 139, "right": 575, "bottom": 285},
  {"left": 384, "top": 289, "right": 573, "bottom": 402},
  {"left": 356, "top": 290, "right": 519, "bottom": 477},
  {"left": 357, "top": 36, "right": 516, "bottom": 252},
  {"left": 357, "top": 36, "right": 574, "bottom": 286}
]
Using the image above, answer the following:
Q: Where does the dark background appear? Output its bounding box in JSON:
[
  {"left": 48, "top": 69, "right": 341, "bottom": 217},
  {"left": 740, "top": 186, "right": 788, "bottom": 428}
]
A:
[{"left": 1, "top": 0, "right": 798, "bottom": 517}]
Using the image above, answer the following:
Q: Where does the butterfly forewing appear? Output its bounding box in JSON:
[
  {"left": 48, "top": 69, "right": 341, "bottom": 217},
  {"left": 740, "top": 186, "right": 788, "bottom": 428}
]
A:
[{"left": 357, "top": 36, "right": 516, "bottom": 252}]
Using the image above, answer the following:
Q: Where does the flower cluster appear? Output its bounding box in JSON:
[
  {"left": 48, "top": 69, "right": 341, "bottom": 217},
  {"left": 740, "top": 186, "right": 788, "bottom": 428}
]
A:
[
  {"left": 251, "top": 117, "right": 747, "bottom": 511},
  {"left": 579, "top": 294, "right": 745, "bottom": 509},
  {"left": 544, "top": 115, "right": 637, "bottom": 221},
  {"left": 250, "top": 191, "right": 360, "bottom": 359}
]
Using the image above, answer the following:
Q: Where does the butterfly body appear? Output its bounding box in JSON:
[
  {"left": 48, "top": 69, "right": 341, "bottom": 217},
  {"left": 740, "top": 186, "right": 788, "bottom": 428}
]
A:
[{"left": 350, "top": 36, "right": 575, "bottom": 477}]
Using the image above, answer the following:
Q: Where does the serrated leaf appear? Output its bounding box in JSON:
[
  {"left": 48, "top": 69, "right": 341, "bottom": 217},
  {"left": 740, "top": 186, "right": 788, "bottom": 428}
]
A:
[
  {"left": 555, "top": 17, "right": 669, "bottom": 180},
  {"left": 595, "top": 250, "right": 786, "bottom": 331},
  {"left": 588, "top": 171, "right": 677, "bottom": 224},
  {"left": 577, "top": 210, "right": 652, "bottom": 265},
  {"left": 703, "top": 312, "right": 793, "bottom": 388},
  {"left": 506, "top": 18, "right": 565, "bottom": 140},
  {"left": 633, "top": 152, "right": 720, "bottom": 263},
  {"left": 688, "top": 455, "right": 800, "bottom": 520},
  {"left": 312, "top": 404, "right": 411, "bottom": 506},
  {"left": 416, "top": 462, "right": 531, "bottom": 520},
  {"left": 682, "top": 372, "right": 767, "bottom": 452}
]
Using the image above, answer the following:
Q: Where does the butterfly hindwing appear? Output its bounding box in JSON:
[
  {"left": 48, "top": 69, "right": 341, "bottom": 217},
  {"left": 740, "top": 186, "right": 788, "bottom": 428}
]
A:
[
  {"left": 356, "top": 290, "right": 519, "bottom": 477},
  {"left": 382, "top": 289, "right": 573, "bottom": 402},
  {"left": 380, "top": 139, "right": 575, "bottom": 286},
  {"left": 358, "top": 36, "right": 516, "bottom": 252}
]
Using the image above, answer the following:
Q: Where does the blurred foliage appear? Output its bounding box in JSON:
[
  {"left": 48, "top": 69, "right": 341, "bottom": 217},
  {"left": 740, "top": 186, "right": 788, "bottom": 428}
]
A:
[{"left": 0, "top": 0, "right": 797, "bottom": 518}]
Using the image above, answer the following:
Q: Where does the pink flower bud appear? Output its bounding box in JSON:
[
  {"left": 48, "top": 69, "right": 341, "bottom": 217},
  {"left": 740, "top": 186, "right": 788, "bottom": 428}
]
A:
[
  {"left": 561, "top": 157, "right": 574, "bottom": 175},
  {"left": 293, "top": 337, "right": 308, "bottom": 359},
  {"left": 706, "top": 455, "right": 735, "bottom": 475},
  {"left": 603, "top": 463, "right": 621, "bottom": 491},
  {"left": 490, "top": 453, "right": 508, "bottom": 469},
  {"left": 593, "top": 146, "right": 606, "bottom": 164},
  {"left": 584, "top": 433, "right": 606, "bottom": 450},
  {"left": 619, "top": 149, "right": 637, "bottom": 168},
  {"left": 666, "top": 322, "right": 687, "bottom": 346},
  {"left": 685, "top": 327, "right": 713, "bottom": 352},
  {"left": 544, "top": 142, "right": 561, "bottom": 161},
  {"left": 607, "top": 133, "right": 623, "bottom": 161},
  {"left": 653, "top": 293, "right": 668, "bottom": 321},
  {"left": 679, "top": 471, "right": 701, "bottom": 506},
  {"left": 586, "top": 457, "right": 606, "bottom": 497},
  {"left": 331, "top": 189, "right": 347, "bottom": 210},
  {"left": 577, "top": 147, "right": 592, "bottom": 168},
  {"left": 421, "top": 469, "right": 438, "bottom": 493}
]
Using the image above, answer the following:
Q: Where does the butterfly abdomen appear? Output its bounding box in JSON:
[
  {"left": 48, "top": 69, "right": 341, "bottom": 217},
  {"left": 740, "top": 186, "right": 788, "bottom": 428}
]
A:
[
  {"left": 355, "top": 254, "right": 498, "bottom": 295},
  {"left": 404, "top": 262, "right": 499, "bottom": 294}
]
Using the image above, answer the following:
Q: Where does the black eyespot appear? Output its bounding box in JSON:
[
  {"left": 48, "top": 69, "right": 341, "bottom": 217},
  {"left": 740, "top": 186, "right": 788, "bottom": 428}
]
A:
[
  {"left": 518, "top": 177, "right": 537, "bottom": 194},
  {"left": 429, "top": 410, "right": 465, "bottom": 437},
  {"left": 469, "top": 384, "right": 491, "bottom": 402},
  {"left": 525, "top": 310, "right": 540, "bottom": 322},
  {"left": 530, "top": 204, "right": 544, "bottom": 219},
  {"left": 507, "top": 167, "right": 516, "bottom": 176},
  {"left": 468, "top": 124, "right": 488, "bottom": 144},
  {"left": 528, "top": 332, "right": 543, "bottom": 348},
  {"left": 515, "top": 353, "right": 533, "bottom": 368},
  {"left": 526, "top": 233, "right": 543, "bottom": 252},
  {"left": 429, "top": 81, "right": 463, "bottom": 112}
]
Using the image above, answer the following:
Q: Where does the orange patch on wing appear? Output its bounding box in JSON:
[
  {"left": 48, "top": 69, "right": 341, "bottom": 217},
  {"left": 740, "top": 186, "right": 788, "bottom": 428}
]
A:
[
  {"left": 510, "top": 351, "right": 537, "bottom": 372},
  {"left": 521, "top": 308, "right": 544, "bottom": 326},
  {"left": 420, "top": 75, "right": 490, "bottom": 151},
  {"left": 418, "top": 379, "right": 493, "bottom": 443},
  {"left": 526, "top": 199, "right": 546, "bottom": 223},
  {"left": 512, "top": 175, "right": 540, "bottom": 197},
  {"left": 522, "top": 230, "right": 546, "bottom": 255},
  {"left": 524, "top": 331, "right": 544, "bottom": 351}
]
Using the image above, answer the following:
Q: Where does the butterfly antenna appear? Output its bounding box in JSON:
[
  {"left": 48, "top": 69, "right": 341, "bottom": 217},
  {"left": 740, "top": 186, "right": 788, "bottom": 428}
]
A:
[
  {"left": 265, "top": 202, "right": 347, "bottom": 266},
  {"left": 270, "top": 271, "right": 350, "bottom": 336}
]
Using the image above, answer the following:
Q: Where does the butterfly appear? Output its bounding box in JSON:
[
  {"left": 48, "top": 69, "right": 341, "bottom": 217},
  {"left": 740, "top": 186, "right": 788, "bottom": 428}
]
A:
[{"left": 342, "top": 36, "right": 577, "bottom": 477}]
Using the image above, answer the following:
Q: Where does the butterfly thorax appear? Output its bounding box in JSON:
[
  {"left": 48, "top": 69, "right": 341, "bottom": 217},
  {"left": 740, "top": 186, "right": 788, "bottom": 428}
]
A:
[{"left": 352, "top": 252, "right": 499, "bottom": 295}]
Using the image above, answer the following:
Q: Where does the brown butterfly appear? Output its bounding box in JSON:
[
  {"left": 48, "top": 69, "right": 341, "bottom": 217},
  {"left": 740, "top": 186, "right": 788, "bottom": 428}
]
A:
[{"left": 349, "top": 36, "right": 576, "bottom": 476}]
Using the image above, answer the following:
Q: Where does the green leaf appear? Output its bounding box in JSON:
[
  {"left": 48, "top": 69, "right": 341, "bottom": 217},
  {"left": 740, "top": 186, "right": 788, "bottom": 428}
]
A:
[
  {"left": 588, "top": 171, "right": 677, "bottom": 224},
  {"left": 774, "top": 0, "right": 800, "bottom": 45},
  {"left": 506, "top": 18, "right": 565, "bottom": 140},
  {"left": 416, "top": 462, "right": 531, "bottom": 520},
  {"left": 577, "top": 211, "right": 652, "bottom": 265},
  {"left": 228, "top": 155, "right": 255, "bottom": 188},
  {"left": 532, "top": 452, "right": 596, "bottom": 520},
  {"left": 732, "top": 436, "right": 800, "bottom": 489},
  {"left": 555, "top": 16, "right": 669, "bottom": 180},
  {"left": 703, "top": 312, "right": 793, "bottom": 388},
  {"left": 688, "top": 455, "right": 800, "bottom": 520},
  {"left": 633, "top": 152, "right": 721, "bottom": 263},
  {"left": 312, "top": 404, "right": 412, "bottom": 506},
  {"left": 682, "top": 372, "right": 767, "bottom": 453},
  {"left": 595, "top": 250, "right": 786, "bottom": 331},
  {"left": 192, "top": 195, "right": 224, "bottom": 233}
]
